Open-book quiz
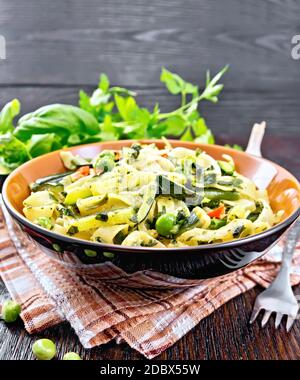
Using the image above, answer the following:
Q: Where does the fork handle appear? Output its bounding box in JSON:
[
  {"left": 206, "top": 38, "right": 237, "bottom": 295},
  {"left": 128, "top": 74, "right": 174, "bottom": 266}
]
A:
[
  {"left": 281, "top": 218, "right": 300, "bottom": 270},
  {"left": 245, "top": 122, "right": 266, "bottom": 157}
]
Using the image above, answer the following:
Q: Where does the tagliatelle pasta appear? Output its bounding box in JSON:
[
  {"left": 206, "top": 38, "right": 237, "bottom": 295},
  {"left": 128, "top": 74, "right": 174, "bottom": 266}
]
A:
[{"left": 23, "top": 142, "right": 282, "bottom": 248}]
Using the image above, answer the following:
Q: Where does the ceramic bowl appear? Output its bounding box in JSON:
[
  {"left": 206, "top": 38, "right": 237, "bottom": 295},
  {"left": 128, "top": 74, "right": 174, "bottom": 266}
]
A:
[{"left": 2, "top": 140, "right": 300, "bottom": 282}]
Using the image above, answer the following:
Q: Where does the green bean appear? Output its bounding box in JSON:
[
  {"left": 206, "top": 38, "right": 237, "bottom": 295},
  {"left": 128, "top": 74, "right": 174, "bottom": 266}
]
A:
[{"left": 204, "top": 188, "right": 239, "bottom": 201}]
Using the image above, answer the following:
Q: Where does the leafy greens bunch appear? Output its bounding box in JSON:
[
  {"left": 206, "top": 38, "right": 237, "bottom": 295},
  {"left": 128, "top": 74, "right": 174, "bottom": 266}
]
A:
[
  {"left": 79, "top": 65, "right": 228, "bottom": 143},
  {"left": 0, "top": 66, "right": 229, "bottom": 174}
]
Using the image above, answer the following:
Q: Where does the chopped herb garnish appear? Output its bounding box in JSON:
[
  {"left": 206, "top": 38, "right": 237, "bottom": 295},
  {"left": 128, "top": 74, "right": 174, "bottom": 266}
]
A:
[
  {"left": 232, "top": 225, "right": 245, "bottom": 238},
  {"left": 202, "top": 199, "right": 221, "bottom": 208},
  {"left": 58, "top": 205, "right": 75, "bottom": 217},
  {"left": 95, "top": 212, "right": 109, "bottom": 221},
  {"left": 176, "top": 210, "right": 187, "bottom": 223},
  {"left": 130, "top": 144, "right": 142, "bottom": 159},
  {"left": 140, "top": 239, "right": 157, "bottom": 247},
  {"left": 209, "top": 218, "right": 227, "bottom": 230},
  {"left": 68, "top": 226, "right": 79, "bottom": 235},
  {"left": 247, "top": 201, "right": 263, "bottom": 222},
  {"left": 113, "top": 231, "right": 127, "bottom": 245}
]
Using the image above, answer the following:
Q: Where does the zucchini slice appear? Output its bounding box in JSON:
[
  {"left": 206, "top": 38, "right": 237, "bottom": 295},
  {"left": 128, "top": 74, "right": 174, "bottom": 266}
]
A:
[
  {"left": 76, "top": 194, "right": 108, "bottom": 216},
  {"left": 64, "top": 186, "right": 92, "bottom": 205},
  {"left": 218, "top": 160, "right": 235, "bottom": 175},
  {"left": 136, "top": 181, "right": 158, "bottom": 223}
]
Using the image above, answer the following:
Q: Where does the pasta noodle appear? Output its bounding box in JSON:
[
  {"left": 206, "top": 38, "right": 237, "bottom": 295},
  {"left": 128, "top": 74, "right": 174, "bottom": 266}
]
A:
[{"left": 23, "top": 142, "right": 282, "bottom": 248}]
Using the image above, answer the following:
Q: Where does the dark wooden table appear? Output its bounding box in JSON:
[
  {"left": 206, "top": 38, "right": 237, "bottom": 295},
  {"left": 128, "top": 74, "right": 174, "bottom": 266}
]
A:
[{"left": 0, "top": 0, "right": 300, "bottom": 360}]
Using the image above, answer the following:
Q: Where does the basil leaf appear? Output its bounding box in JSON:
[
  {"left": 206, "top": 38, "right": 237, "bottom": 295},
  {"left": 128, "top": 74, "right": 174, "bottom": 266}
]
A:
[
  {"left": 27, "top": 133, "right": 62, "bottom": 158},
  {"left": 0, "top": 132, "right": 30, "bottom": 170},
  {"left": 0, "top": 99, "right": 21, "bottom": 133},
  {"left": 14, "top": 104, "right": 99, "bottom": 144}
]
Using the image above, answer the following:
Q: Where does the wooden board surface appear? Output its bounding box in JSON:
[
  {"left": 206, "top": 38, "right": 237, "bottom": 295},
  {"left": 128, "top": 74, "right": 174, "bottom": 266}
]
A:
[
  {"left": 0, "top": 0, "right": 299, "bottom": 91},
  {"left": 1, "top": 282, "right": 300, "bottom": 360}
]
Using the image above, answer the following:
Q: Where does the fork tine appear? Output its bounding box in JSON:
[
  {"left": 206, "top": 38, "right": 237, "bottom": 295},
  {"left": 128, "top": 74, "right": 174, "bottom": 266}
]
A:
[
  {"left": 286, "top": 316, "right": 295, "bottom": 332},
  {"left": 249, "top": 306, "right": 261, "bottom": 324},
  {"left": 227, "top": 249, "right": 245, "bottom": 262},
  {"left": 275, "top": 313, "right": 283, "bottom": 329},
  {"left": 235, "top": 248, "right": 246, "bottom": 258},
  {"left": 261, "top": 310, "right": 272, "bottom": 327},
  {"left": 223, "top": 256, "right": 239, "bottom": 265}
]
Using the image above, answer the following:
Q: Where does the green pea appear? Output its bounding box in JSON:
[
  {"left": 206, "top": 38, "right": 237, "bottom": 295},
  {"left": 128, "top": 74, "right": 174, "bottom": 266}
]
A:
[
  {"left": 155, "top": 213, "right": 178, "bottom": 237},
  {"left": 1, "top": 299, "right": 21, "bottom": 323},
  {"left": 84, "top": 249, "right": 97, "bottom": 257},
  {"left": 52, "top": 243, "right": 62, "bottom": 252},
  {"left": 63, "top": 352, "right": 82, "bottom": 360},
  {"left": 36, "top": 216, "right": 53, "bottom": 230},
  {"left": 94, "top": 152, "right": 115, "bottom": 173},
  {"left": 32, "top": 339, "right": 56, "bottom": 360},
  {"left": 103, "top": 251, "right": 115, "bottom": 259}
]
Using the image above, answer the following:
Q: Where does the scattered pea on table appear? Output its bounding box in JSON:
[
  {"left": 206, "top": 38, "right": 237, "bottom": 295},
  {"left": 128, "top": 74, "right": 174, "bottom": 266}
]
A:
[
  {"left": 32, "top": 339, "right": 56, "bottom": 360},
  {"left": 1, "top": 299, "right": 21, "bottom": 323},
  {"left": 63, "top": 352, "right": 82, "bottom": 360}
]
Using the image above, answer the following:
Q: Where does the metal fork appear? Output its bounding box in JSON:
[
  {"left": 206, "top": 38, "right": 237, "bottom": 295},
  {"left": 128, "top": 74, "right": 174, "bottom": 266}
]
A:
[
  {"left": 250, "top": 219, "right": 300, "bottom": 331},
  {"left": 220, "top": 248, "right": 268, "bottom": 269}
]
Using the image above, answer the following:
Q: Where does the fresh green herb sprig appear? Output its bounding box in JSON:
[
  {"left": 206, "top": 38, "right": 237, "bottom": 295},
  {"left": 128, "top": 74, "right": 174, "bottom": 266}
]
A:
[
  {"left": 0, "top": 66, "right": 236, "bottom": 174},
  {"left": 80, "top": 66, "right": 228, "bottom": 143},
  {"left": 224, "top": 143, "right": 243, "bottom": 151}
]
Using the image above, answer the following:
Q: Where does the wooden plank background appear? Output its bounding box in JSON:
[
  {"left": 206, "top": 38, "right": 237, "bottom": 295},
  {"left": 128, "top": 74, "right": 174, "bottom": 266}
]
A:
[
  {"left": 0, "top": 0, "right": 299, "bottom": 174},
  {"left": 0, "top": 0, "right": 299, "bottom": 90},
  {"left": 0, "top": 0, "right": 299, "bottom": 360}
]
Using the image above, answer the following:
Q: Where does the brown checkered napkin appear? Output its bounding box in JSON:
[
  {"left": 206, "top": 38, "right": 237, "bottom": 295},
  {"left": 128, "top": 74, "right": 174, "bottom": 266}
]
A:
[{"left": 0, "top": 203, "right": 299, "bottom": 359}]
